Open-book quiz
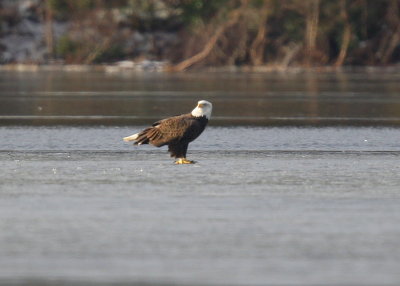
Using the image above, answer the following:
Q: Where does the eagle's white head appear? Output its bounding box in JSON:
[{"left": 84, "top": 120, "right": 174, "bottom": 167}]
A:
[{"left": 191, "top": 100, "right": 212, "bottom": 119}]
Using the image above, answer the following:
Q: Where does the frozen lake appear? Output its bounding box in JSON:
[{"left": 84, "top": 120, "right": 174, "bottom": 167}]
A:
[
  {"left": 1, "top": 126, "right": 400, "bottom": 285},
  {"left": 1, "top": 69, "right": 400, "bottom": 285}
]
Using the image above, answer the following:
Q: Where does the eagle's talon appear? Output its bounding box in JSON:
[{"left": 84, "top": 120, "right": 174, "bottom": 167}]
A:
[{"left": 175, "top": 158, "right": 196, "bottom": 164}]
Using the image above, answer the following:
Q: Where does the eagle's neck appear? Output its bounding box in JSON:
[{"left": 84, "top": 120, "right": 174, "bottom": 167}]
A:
[
  {"left": 192, "top": 114, "right": 208, "bottom": 119},
  {"left": 191, "top": 114, "right": 209, "bottom": 125}
]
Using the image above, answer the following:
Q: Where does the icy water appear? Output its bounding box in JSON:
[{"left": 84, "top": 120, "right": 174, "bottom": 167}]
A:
[{"left": 1, "top": 126, "right": 400, "bottom": 285}]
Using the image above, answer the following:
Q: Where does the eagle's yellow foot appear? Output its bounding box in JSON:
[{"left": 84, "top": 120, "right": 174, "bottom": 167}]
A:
[{"left": 175, "top": 158, "right": 196, "bottom": 164}]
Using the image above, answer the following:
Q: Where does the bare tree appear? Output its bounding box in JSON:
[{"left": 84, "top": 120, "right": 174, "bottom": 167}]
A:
[
  {"left": 249, "top": 0, "right": 271, "bottom": 66},
  {"left": 381, "top": 0, "right": 400, "bottom": 64},
  {"left": 171, "top": 0, "right": 249, "bottom": 71},
  {"left": 304, "top": 0, "right": 320, "bottom": 66},
  {"left": 334, "top": 0, "right": 352, "bottom": 67},
  {"left": 44, "top": 0, "right": 54, "bottom": 59}
]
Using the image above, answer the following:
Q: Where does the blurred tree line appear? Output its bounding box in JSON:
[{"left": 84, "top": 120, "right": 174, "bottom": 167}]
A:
[{"left": 2, "top": 0, "right": 400, "bottom": 69}]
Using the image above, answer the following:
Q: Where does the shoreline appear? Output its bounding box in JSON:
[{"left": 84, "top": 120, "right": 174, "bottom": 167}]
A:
[{"left": 1, "top": 63, "right": 400, "bottom": 73}]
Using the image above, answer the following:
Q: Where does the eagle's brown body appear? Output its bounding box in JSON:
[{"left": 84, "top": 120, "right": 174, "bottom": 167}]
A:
[
  {"left": 124, "top": 100, "right": 212, "bottom": 164},
  {"left": 130, "top": 113, "right": 208, "bottom": 159}
]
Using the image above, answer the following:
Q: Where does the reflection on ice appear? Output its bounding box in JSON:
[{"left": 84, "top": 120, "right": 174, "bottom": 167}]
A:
[{"left": 1, "top": 70, "right": 400, "bottom": 126}]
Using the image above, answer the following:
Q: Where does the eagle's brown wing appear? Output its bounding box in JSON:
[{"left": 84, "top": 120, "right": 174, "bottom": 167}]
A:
[{"left": 134, "top": 113, "right": 201, "bottom": 147}]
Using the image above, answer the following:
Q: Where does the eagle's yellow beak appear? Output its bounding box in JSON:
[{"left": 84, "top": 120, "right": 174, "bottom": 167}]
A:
[{"left": 197, "top": 103, "right": 204, "bottom": 108}]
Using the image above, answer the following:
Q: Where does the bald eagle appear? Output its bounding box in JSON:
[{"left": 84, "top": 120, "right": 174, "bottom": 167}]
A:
[{"left": 123, "top": 100, "right": 212, "bottom": 164}]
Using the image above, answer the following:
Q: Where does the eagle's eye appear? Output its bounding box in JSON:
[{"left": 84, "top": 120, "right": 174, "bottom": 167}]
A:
[{"left": 198, "top": 103, "right": 204, "bottom": 108}]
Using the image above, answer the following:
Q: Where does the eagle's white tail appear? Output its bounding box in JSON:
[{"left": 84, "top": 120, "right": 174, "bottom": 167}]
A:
[{"left": 123, "top": 133, "right": 139, "bottom": 142}]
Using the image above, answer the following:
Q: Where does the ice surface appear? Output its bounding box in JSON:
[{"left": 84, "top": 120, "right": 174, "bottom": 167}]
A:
[{"left": 1, "top": 127, "right": 400, "bottom": 285}]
